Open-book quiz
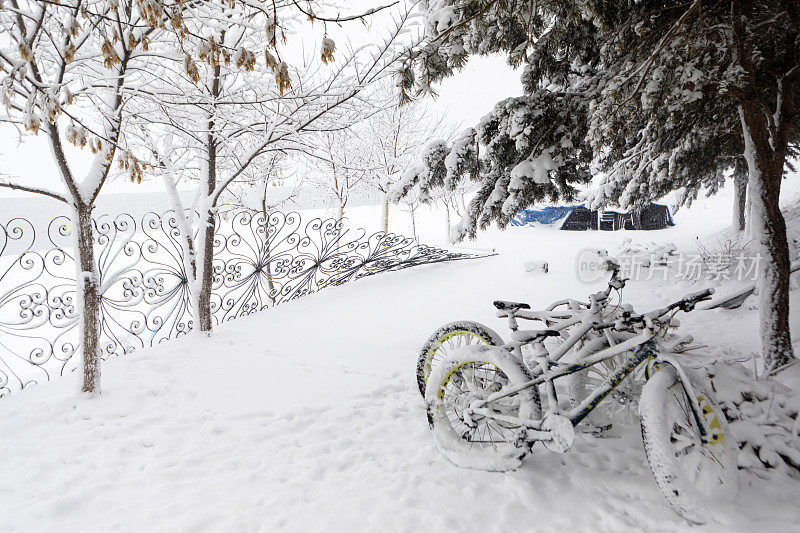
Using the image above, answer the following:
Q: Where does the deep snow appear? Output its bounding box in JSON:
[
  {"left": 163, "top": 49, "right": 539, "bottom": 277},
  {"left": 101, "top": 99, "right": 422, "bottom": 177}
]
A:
[{"left": 1, "top": 183, "right": 800, "bottom": 532}]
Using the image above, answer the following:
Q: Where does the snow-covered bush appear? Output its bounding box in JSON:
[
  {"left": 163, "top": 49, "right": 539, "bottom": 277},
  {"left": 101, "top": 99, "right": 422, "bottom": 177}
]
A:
[
  {"left": 704, "top": 362, "right": 800, "bottom": 479},
  {"left": 695, "top": 233, "right": 755, "bottom": 279},
  {"left": 611, "top": 239, "right": 677, "bottom": 269}
]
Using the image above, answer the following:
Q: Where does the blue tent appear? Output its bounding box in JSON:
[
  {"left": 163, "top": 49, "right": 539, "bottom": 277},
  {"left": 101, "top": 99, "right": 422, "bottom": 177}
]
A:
[
  {"left": 511, "top": 205, "right": 578, "bottom": 226},
  {"left": 513, "top": 203, "right": 674, "bottom": 230}
]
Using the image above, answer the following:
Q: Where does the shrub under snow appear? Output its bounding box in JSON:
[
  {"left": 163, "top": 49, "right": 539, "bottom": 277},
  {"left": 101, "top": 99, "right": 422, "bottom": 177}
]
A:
[{"left": 704, "top": 362, "right": 800, "bottom": 478}]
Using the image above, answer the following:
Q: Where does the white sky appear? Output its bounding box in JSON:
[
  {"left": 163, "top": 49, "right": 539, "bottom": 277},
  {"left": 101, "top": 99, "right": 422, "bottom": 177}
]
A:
[{"left": 0, "top": 3, "right": 523, "bottom": 198}]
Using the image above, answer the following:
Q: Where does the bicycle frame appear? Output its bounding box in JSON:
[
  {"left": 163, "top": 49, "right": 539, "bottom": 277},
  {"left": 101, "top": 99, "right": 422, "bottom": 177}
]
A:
[
  {"left": 565, "top": 340, "right": 656, "bottom": 426},
  {"left": 469, "top": 334, "right": 712, "bottom": 443},
  {"left": 504, "top": 295, "right": 621, "bottom": 364},
  {"left": 472, "top": 328, "right": 654, "bottom": 422}
]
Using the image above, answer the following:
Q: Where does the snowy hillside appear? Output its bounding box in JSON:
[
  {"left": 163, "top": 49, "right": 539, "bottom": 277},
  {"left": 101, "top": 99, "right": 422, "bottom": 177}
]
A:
[{"left": 1, "top": 186, "right": 799, "bottom": 532}]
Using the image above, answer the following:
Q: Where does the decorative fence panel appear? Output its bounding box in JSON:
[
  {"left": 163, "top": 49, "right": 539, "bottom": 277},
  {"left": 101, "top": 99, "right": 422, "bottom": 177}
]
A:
[{"left": 0, "top": 210, "right": 486, "bottom": 397}]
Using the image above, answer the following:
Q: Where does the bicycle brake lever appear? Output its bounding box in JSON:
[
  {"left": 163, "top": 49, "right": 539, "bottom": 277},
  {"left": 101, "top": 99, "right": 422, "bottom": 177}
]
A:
[{"left": 680, "top": 301, "right": 698, "bottom": 312}]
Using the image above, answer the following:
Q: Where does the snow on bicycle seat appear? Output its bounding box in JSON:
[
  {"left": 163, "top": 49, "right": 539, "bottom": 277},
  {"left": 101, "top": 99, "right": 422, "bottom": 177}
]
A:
[
  {"left": 510, "top": 329, "right": 560, "bottom": 343},
  {"left": 493, "top": 300, "right": 531, "bottom": 311}
]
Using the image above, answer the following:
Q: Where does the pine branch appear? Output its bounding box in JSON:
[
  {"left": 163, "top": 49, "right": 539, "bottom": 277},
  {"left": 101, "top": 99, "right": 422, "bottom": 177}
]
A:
[{"left": 613, "top": 0, "right": 702, "bottom": 115}]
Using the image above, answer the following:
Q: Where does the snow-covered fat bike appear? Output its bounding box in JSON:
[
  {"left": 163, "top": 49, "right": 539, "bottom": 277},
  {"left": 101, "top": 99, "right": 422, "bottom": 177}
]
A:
[
  {"left": 424, "top": 289, "right": 737, "bottom": 524},
  {"left": 417, "top": 255, "right": 669, "bottom": 426}
]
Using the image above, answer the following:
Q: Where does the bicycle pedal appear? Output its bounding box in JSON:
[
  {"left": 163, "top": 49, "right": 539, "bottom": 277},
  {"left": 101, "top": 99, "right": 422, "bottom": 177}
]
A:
[{"left": 514, "top": 428, "right": 528, "bottom": 448}]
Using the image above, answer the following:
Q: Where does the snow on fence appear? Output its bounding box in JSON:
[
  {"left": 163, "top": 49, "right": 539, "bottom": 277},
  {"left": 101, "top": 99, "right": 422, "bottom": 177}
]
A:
[{"left": 0, "top": 210, "right": 487, "bottom": 397}]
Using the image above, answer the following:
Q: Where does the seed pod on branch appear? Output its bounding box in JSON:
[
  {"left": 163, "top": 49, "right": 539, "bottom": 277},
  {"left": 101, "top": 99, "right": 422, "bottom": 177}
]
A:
[
  {"left": 265, "top": 49, "right": 278, "bottom": 72},
  {"left": 321, "top": 36, "right": 335, "bottom": 64},
  {"left": 89, "top": 138, "right": 103, "bottom": 154},
  {"left": 63, "top": 86, "right": 74, "bottom": 106},
  {"left": 276, "top": 61, "right": 291, "bottom": 95},
  {"left": 101, "top": 39, "right": 120, "bottom": 69},
  {"left": 69, "top": 17, "right": 81, "bottom": 37},
  {"left": 64, "top": 43, "right": 76, "bottom": 63},
  {"left": 185, "top": 53, "right": 200, "bottom": 83},
  {"left": 234, "top": 47, "right": 256, "bottom": 71},
  {"left": 19, "top": 43, "right": 33, "bottom": 61}
]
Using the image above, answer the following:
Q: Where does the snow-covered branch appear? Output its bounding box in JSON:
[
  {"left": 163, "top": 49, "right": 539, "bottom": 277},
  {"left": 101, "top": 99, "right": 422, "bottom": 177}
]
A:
[{"left": 0, "top": 181, "right": 70, "bottom": 203}]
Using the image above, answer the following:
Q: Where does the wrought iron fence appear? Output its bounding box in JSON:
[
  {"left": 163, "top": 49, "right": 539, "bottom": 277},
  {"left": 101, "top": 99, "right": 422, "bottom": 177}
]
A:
[{"left": 0, "top": 209, "right": 488, "bottom": 397}]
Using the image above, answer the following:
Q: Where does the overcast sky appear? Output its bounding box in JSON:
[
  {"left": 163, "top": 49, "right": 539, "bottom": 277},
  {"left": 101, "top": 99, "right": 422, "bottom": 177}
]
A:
[{"left": 0, "top": 3, "right": 523, "bottom": 198}]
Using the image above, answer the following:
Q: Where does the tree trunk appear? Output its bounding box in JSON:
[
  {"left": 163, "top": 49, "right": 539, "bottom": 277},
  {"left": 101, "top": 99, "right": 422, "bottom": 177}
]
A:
[
  {"left": 198, "top": 62, "right": 220, "bottom": 333},
  {"left": 186, "top": 240, "right": 201, "bottom": 328},
  {"left": 738, "top": 103, "right": 795, "bottom": 372},
  {"left": 445, "top": 202, "right": 451, "bottom": 240},
  {"left": 261, "top": 195, "right": 276, "bottom": 304},
  {"left": 382, "top": 196, "right": 390, "bottom": 234},
  {"left": 161, "top": 173, "right": 201, "bottom": 329},
  {"left": 75, "top": 204, "right": 100, "bottom": 394},
  {"left": 197, "top": 210, "right": 215, "bottom": 332},
  {"left": 733, "top": 158, "right": 747, "bottom": 232},
  {"left": 333, "top": 199, "right": 345, "bottom": 249}
]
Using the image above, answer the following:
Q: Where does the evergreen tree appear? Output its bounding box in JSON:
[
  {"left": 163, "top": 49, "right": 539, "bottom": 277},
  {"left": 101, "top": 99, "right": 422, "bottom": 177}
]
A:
[{"left": 397, "top": 0, "right": 799, "bottom": 371}]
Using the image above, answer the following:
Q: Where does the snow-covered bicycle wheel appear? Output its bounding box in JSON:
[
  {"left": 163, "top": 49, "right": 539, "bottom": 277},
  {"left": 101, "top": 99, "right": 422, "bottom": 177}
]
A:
[
  {"left": 416, "top": 321, "right": 505, "bottom": 397},
  {"left": 425, "top": 344, "right": 541, "bottom": 472},
  {"left": 639, "top": 366, "right": 737, "bottom": 524}
]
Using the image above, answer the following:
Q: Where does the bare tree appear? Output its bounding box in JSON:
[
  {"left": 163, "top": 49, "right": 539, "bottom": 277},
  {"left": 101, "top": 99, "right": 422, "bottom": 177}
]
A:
[
  {"left": 0, "top": 0, "right": 187, "bottom": 394},
  {"left": 436, "top": 181, "right": 474, "bottom": 240},
  {"left": 219, "top": 153, "right": 298, "bottom": 215},
  {"left": 132, "top": 2, "right": 419, "bottom": 333},
  {"left": 304, "top": 129, "right": 374, "bottom": 224},
  {"left": 357, "top": 84, "right": 449, "bottom": 233}
]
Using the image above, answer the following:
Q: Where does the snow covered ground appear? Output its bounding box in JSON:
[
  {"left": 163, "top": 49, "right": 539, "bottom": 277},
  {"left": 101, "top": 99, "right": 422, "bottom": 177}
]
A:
[{"left": 1, "top": 183, "right": 800, "bottom": 532}]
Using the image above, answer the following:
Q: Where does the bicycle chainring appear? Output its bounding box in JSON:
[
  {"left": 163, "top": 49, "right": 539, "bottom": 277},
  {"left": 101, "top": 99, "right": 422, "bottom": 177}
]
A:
[{"left": 542, "top": 414, "right": 575, "bottom": 454}]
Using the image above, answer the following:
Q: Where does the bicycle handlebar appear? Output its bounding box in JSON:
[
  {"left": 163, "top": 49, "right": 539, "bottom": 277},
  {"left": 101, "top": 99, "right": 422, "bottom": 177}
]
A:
[
  {"left": 594, "top": 288, "right": 714, "bottom": 330},
  {"left": 648, "top": 288, "right": 715, "bottom": 317}
]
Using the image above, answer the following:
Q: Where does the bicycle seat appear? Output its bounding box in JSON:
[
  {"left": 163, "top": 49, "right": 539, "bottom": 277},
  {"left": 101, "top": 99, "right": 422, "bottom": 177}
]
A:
[
  {"left": 509, "top": 329, "right": 560, "bottom": 343},
  {"left": 493, "top": 300, "right": 531, "bottom": 311}
]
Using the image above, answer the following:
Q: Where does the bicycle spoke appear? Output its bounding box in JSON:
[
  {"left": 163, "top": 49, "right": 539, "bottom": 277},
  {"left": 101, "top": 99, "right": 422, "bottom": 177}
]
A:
[
  {"left": 707, "top": 446, "right": 725, "bottom": 465},
  {"left": 438, "top": 362, "right": 522, "bottom": 449},
  {"left": 568, "top": 347, "right": 643, "bottom": 425}
]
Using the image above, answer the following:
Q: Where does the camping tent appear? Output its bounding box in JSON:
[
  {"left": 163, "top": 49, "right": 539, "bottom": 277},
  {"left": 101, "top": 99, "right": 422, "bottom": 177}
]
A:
[
  {"left": 512, "top": 205, "right": 577, "bottom": 226},
  {"left": 630, "top": 203, "right": 674, "bottom": 230},
  {"left": 513, "top": 203, "right": 674, "bottom": 231},
  {"left": 560, "top": 206, "right": 598, "bottom": 230}
]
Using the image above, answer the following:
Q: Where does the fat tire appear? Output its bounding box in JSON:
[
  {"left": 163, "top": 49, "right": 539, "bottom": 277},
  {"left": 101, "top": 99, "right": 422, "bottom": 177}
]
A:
[
  {"left": 425, "top": 344, "right": 541, "bottom": 472},
  {"left": 639, "top": 366, "right": 737, "bottom": 524},
  {"left": 416, "top": 321, "right": 505, "bottom": 397}
]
